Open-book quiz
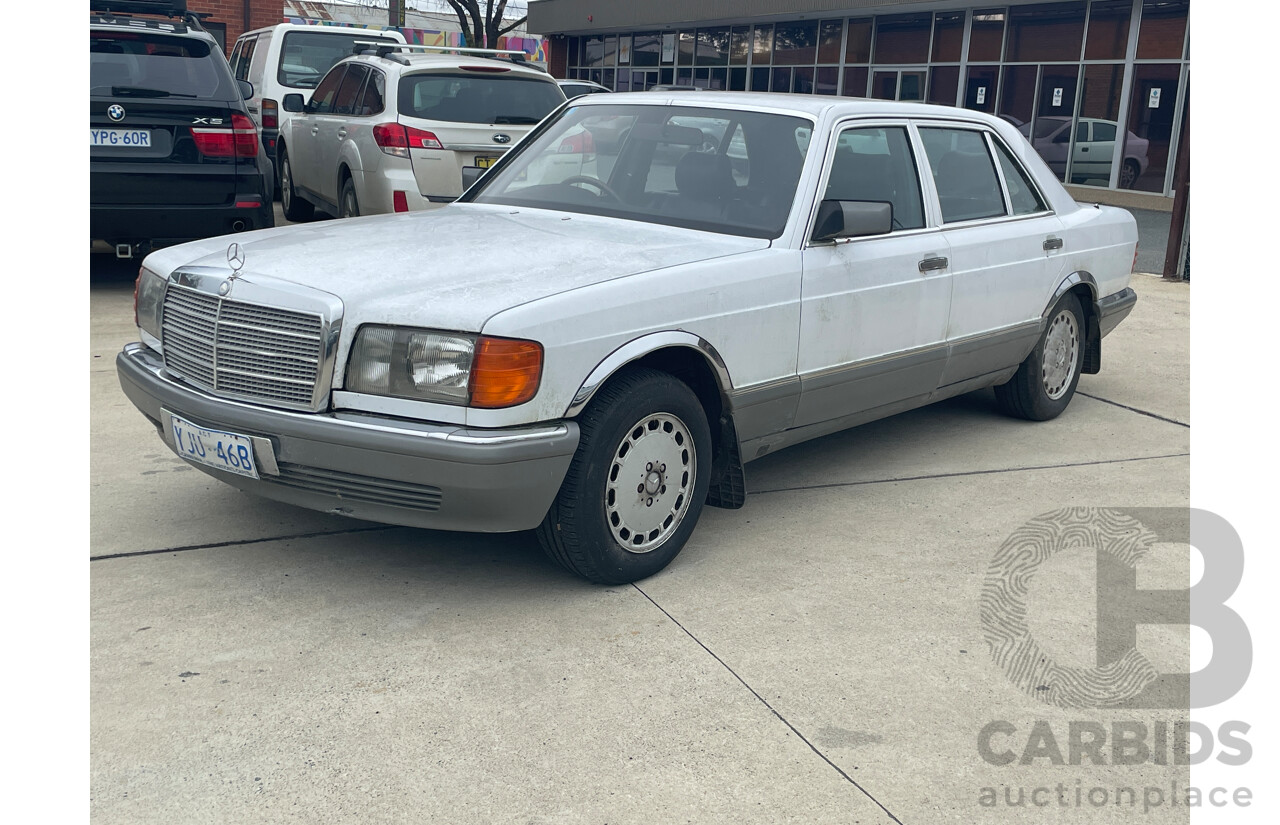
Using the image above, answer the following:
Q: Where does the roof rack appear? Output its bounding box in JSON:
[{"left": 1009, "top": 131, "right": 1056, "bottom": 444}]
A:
[
  {"left": 91, "top": 1, "right": 209, "bottom": 33},
  {"left": 351, "top": 40, "right": 542, "bottom": 69}
]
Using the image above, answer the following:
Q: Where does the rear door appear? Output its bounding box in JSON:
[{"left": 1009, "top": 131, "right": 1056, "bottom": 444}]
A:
[
  {"left": 396, "top": 69, "right": 565, "bottom": 200},
  {"left": 90, "top": 30, "right": 242, "bottom": 207}
]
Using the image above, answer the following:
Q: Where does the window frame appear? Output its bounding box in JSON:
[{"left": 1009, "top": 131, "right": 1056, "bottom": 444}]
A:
[{"left": 804, "top": 117, "right": 937, "bottom": 248}]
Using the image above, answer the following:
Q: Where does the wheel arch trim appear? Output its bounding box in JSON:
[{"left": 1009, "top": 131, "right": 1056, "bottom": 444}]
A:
[
  {"left": 1044, "top": 270, "right": 1097, "bottom": 318},
  {"left": 564, "top": 332, "right": 734, "bottom": 418}
]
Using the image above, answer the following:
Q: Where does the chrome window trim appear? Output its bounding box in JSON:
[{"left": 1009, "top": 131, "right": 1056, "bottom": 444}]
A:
[
  {"left": 985, "top": 130, "right": 1053, "bottom": 216},
  {"left": 159, "top": 267, "right": 344, "bottom": 413}
]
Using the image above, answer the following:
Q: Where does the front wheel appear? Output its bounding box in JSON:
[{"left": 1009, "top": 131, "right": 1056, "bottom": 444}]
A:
[
  {"left": 537, "top": 368, "right": 712, "bottom": 584},
  {"left": 994, "top": 292, "right": 1084, "bottom": 421}
]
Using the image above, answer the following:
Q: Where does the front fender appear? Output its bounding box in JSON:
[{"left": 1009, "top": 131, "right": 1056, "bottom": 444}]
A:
[{"left": 564, "top": 331, "right": 733, "bottom": 418}]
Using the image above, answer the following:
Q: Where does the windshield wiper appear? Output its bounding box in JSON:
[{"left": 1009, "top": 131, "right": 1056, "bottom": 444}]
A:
[
  {"left": 494, "top": 115, "right": 539, "bottom": 124},
  {"left": 109, "top": 86, "right": 197, "bottom": 98}
]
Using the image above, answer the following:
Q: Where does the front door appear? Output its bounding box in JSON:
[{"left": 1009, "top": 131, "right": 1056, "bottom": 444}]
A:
[
  {"left": 795, "top": 122, "right": 952, "bottom": 428},
  {"left": 314, "top": 64, "right": 368, "bottom": 205}
]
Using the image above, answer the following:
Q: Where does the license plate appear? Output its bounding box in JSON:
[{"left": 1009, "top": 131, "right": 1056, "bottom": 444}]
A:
[
  {"left": 170, "top": 413, "right": 259, "bottom": 479},
  {"left": 91, "top": 128, "right": 152, "bottom": 148},
  {"left": 474, "top": 155, "right": 497, "bottom": 168}
]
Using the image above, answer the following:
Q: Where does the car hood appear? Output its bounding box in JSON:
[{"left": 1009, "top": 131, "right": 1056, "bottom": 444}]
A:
[{"left": 145, "top": 204, "right": 770, "bottom": 331}]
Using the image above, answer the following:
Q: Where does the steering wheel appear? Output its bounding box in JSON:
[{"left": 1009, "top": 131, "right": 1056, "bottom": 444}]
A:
[{"left": 560, "top": 175, "right": 620, "bottom": 202}]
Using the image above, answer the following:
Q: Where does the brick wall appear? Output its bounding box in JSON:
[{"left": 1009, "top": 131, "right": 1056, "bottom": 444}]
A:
[{"left": 189, "top": 0, "right": 283, "bottom": 55}]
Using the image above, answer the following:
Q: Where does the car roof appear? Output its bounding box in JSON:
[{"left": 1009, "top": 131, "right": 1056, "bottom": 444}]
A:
[
  {"left": 237, "top": 22, "right": 407, "bottom": 41},
  {"left": 345, "top": 51, "right": 553, "bottom": 80},
  {"left": 570, "top": 90, "right": 1009, "bottom": 125}
]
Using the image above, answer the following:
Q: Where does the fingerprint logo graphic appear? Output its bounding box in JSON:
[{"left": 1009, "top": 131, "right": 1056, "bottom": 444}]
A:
[{"left": 981, "top": 507, "right": 1160, "bottom": 708}]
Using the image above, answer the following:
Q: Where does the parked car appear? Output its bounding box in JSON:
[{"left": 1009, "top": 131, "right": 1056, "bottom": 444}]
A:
[
  {"left": 228, "top": 23, "right": 407, "bottom": 181},
  {"left": 1017, "top": 116, "right": 1150, "bottom": 189},
  {"left": 276, "top": 45, "right": 566, "bottom": 219},
  {"left": 91, "top": 0, "right": 273, "bottom": 258},
  {"left": 118, "top": 93, "right": 1138, "bottom": 584},
  {"left": 557, "top": 79, "right": 611, "bottom": 98}
]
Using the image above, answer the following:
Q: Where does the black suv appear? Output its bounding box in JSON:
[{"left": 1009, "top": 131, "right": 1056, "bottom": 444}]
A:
[{"left": 91, "top": 1, "right": 274, "bottom": 257}]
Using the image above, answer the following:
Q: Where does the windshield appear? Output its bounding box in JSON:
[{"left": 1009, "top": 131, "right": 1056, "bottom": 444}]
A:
[
  {"left": 467, "top": 104, "right": 813, "bottom": 239},
  {"left": 398, "top": 74, "right": 564, "bottom": 124},
  {"left": 279, "top": 31, "right": 399, "bottom": 89},
  {"left": 90, "top": 32, "right": 230, "bottom": 99}
]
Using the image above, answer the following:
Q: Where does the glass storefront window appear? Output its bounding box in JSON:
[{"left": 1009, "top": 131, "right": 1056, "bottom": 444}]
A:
[
  {"left": 929, "top": 65, "right": 960, "bottom": 106},
  {"left": 774, "top": 21, "right": 818, "bottom": 65},
  {"left": 816, "top": 66, "right": 839, "bottom": 96},
  {"left": 730, "top": 27, "right": 750, "bottom": 65},
  {"left": 677, "top": 31, "right": 695, "bottom": 65},
  {"left": 846, "top": 18, "right": 873, "bottom": 64},
  {"left": 730, "top": 67, "right": 747, "bottom": 90},
  {"left": 1084, "top": 0, "right": 1132, "bottom": 61},
  {"left": 932, "top": 11, "right": 965, "bottom": 63},
  {"left": 751, "top": 66, "right": 770, "bottom": 91},
  {"left": 753, "top": 25, "right": 773, "bottom": 63},
  {"left": 794, "top": 66, "right": 815, "bottom": 94},
  {"left": 1034, "top": 66, "right": 1081, "bottom": 181},
  {"left": 873, "top": 71, "right": 897, "bottom": 100},
  {"left": 710, "top": 67, "right": 727, "bottom": 89},
  {"left": 969, "top": 10, "right": 1006, "bottom": 62},
  {"left": 874, "top": 12, "right": 932, "bottom": 64},
  {"left": 603, "top": 36, "right": 617, "bottom": 67},
  {"left": 842, "top": 66, "right": 869, "bottom": 97},
  {"left": 633, "top": 33, "right": 660, "bottom": 67},
  {"left": 696, "top": 27, "right": 729, "bottom": 65},
  {"left": 583, "top": 36, "right": 603, "bottom": 67},
  {"left": 1004, "top": 2, "right": 1086, "bottom": 63},
  {"left": 1124, "top": 63, "right": 1181, "bottom": 191},
  {"left": 1071, "top": 63, "right": 1127, "bottom": 186},
  {"left": 772, "top": 67, "right": 792, "bottom": 92},
  {"left": 999, "top": 65, "right": 1037, "bottom": 126},
  {"left": 818, "top": 20, "right": 844, "bottom": 64},
  {"left": 965, "top": 65, "right": 999, "bottom": 112},
  {"left": 1137, "top": 0, "right": 1189, "bottom": 59}
]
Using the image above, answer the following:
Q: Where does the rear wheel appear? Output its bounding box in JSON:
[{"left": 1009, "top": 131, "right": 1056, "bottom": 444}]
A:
[
  {"left": 537, "top": 368, "right": 712, "bottom": 584},
  {"left": 994, "top": 292, "right": 1084, "bottom": 421},
  {"left": 279, "top": 147, "right": 314, "bottom": 222},
  {"left": 339, "top": 177, "right": 360, "bottom": 218},
  {"left": 1120, "top": 158, "right": 1141, "bottom": 189}
]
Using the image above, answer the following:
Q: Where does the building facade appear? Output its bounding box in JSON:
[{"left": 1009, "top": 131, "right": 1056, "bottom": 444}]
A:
[
  {"left": 530, "top": 0, "right": 1189, "bottom": 198},
  {"left": 187, "top": 0, "right": 283, "bottom": 54}
]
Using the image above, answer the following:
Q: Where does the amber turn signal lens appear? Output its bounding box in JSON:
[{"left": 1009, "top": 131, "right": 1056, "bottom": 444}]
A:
[{"left": 468, "top": 336, "right": 543, "bottom": 408}]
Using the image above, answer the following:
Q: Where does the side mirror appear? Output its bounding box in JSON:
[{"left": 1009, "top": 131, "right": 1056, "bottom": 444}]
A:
[
  {"left": 461, "top": 165, "right": 485, "bottom": 190},
  {"left": 237, "top": 79, "right": 254, "bottom": 100},
  {"left": 282, "top": 93, "right": 305, "bottom": 113},
  {"left": 812, "top": 200, "right": 893, "bottom": 242}
]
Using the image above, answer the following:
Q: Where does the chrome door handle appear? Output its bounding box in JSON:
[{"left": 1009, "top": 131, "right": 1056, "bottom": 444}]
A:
[
  {"left": 337, "top": 129, "right": 347, "bottom": 139},
  {"left": 311, "top": 126, "right": 319, "bottom": 136},
  {"left": 1043, "top": 237, "right": 1064, "bottom": 251},
  {"left": 918, "top": 256, "right": 949, "bottom": 273}
]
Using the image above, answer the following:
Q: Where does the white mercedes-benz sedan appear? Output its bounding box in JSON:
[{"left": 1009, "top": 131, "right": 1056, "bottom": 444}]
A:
[{"left": 118, "top": 92, "right": 1138, "bottom": 584}]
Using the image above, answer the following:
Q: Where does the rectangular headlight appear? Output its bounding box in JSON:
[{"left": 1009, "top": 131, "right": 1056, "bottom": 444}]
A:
[
  {"left": 345, "top": 325, "right": 542, "bottom": 408},
  {"left": 135, "top": 266, "right": 166, "bottom": 341}
]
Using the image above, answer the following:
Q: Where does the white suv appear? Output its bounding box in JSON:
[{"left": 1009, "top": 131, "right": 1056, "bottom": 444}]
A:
[
  {"left": 229, "top": 24, "right": 406, "bottom": 178},
  {"left": 277, "top": 45, "right": 565, "bottom": 220}
]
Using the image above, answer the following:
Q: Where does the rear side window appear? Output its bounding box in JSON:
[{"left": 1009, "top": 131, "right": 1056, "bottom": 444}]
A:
[
  {"left": 991, "top": 139, "right": 1048, "bottom": 215},
  {"left": 231, "top": 36, "right": 255, "bottom": 81},
  {"left": 358, "top": 70, "right": 386, "bottom": 116},
  {"left": 398, "top": 74, "right": 564, "bottom": 124},
  {"left": 278, "top": 31, "right": 399, "bottom": 89},
  {"left": 333, "top": 65, "right": 368, "bottom": 115},
  {"left": 90, "top": 32, "right": 232, "bottom": 100},
  {"left": 824, "top": 126, "right": 925, "bottom": 231},
  {"left": 918, "top": 127, "right": 1007, "bottom": 223}
]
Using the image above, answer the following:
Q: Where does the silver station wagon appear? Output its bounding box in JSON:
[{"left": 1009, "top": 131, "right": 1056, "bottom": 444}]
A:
[{"left": 118, "top": 92, "right": 1138, "bottom": 584}]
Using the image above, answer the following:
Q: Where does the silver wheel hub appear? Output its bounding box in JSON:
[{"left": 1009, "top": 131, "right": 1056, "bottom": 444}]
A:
[
  {"left": 605, "top": 412, "right": 696, "bottom": 554},
  {"left": 1041, "top": 309, "right": 1080, "bottom": 400}
]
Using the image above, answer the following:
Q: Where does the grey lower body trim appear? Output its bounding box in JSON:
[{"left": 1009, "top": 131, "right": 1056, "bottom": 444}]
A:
[
  {"left": 117, "top": 344, "right": 579, "bottom": 533},
  {"left": 793, "top": 345, "right": 949, "bottom": 432},
  {"left": 938, "top": 320, "right": 1042, "bottom": 387},
  {"left": 1097, "top": 287, "right": 1138, "bottom": 338},
  {"left": 727, "top": 376, "right": 801, "bottom": 444}
]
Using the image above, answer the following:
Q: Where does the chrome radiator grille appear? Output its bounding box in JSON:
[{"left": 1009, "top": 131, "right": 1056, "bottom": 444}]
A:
[{"left": 161, "top": 284, "right": 326, "bottom": 409}]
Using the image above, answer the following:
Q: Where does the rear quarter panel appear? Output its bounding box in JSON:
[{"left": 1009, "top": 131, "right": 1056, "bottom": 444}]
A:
[{"left": 1059, "top": 204, "right": 1139, "bottom": 300}]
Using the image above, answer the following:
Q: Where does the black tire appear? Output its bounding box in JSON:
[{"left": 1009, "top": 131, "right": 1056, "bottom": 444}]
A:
[
  {"left": 1120, "top": 158, "right": 1141, "bottom": 189},
  {"left": 279, "top": 147, "right": 314, "bottom": 222},
  {"left": 994, "top": 292, "right": 1085, "bottom": 421},
  {"left": 537, "top": 368, "right": 712, "bottom": 584},
  {"left": 339, "top": 176, "right": 360, "bottom": 218}
]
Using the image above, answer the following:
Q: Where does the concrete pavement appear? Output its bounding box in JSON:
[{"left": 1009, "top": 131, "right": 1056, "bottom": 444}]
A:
[{"left": 91, "top": 257, "right": 1191, "bottom": 824}]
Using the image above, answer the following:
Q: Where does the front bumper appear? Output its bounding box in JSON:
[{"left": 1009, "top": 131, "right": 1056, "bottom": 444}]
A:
[{"left": 116, "top": 343, "right": 579, "bottom": 532}]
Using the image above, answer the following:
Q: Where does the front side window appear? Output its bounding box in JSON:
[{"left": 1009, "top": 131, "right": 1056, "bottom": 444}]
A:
[
  {"left": 398, "top": 74, "right": 564, "bottom": 125},
  {"left": 308, "top": 66, "right": 346, "bottom": 115},
  {"left": 467, "top": 104, "right": 813, "bottom": 239},
  {"left": 823, "top": 126, "right": 925, "bottom": 231},
  {"left": 918, "top": 126, "right": 1008, "bottom": 223}
]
